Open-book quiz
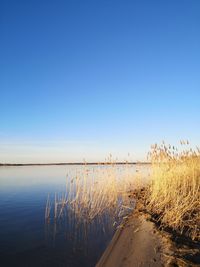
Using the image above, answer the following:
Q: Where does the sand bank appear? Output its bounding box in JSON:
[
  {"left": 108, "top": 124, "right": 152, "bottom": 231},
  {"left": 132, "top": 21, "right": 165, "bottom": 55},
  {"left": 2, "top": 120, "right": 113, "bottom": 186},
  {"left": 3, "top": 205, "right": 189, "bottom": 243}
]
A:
[{"left": 96, "top": 213, "right": 171, "bottom": 267}]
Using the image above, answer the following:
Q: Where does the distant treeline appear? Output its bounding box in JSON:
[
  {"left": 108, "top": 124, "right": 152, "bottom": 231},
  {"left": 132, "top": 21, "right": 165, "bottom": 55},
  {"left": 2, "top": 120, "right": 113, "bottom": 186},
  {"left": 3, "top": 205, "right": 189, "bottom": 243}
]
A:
[{"left": 0, "top": 162, "right": 150, "bottom": 167}]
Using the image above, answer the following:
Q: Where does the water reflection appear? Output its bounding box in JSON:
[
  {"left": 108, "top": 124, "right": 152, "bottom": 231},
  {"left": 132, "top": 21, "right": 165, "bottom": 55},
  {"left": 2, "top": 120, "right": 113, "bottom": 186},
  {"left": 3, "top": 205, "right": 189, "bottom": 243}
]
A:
[
  {"left": 0, "top": 164, "right": 148, "bottom": 267},
  {"left": 44, "top": 164, "right": 138, "bottom": 259}
]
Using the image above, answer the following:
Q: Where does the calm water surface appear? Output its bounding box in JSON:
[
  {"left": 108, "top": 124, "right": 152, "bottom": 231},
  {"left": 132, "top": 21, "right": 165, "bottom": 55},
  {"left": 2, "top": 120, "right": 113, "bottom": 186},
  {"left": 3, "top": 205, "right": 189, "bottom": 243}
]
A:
[{"left": 0, "top": 165, "right": 147, "bottom": 267}]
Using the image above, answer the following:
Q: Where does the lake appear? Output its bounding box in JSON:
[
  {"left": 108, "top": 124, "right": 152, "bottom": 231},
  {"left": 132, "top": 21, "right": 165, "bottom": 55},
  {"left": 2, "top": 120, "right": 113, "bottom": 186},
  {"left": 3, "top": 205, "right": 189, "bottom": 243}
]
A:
[{"left": 0, "top": 165, "right": 148, "bottom": 267}]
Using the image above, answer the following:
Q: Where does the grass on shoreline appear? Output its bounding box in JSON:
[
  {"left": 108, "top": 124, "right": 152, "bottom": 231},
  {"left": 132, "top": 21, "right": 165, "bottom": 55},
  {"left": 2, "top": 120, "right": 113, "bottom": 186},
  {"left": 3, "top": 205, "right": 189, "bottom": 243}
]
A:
[
  {"left": 45, "top": 142, "right": 200, "bottom": 243},
  {"left": 146, "top": 141, "right": 200, "bottom": 241},
  {"left": 45, "top": 162, "right": 142, "bottom": 224}
]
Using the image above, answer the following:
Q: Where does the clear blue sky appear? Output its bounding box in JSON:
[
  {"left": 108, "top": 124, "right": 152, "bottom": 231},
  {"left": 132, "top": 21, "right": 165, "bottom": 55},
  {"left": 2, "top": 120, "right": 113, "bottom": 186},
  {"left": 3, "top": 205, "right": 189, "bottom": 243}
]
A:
[{"left": 1, "top": 0, "right": 200, "bottom": 163}]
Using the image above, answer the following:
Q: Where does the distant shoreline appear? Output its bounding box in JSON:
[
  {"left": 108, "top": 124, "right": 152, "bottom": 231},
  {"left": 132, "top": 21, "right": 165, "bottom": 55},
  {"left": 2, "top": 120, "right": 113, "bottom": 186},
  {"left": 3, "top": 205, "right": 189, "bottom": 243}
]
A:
[{"left": 0, "top": 162, "right": 150, "bottom": 167}]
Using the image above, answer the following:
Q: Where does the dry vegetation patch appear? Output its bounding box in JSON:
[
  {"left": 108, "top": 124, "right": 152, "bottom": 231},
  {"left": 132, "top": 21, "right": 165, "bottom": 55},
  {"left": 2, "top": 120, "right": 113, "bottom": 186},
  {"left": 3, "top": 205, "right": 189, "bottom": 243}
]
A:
[
  {"left": 147, "top": 141, "right": 200, "bottom": 241},
  {"left": 45, "top": 162, "right": 143, "bottom": 223}
]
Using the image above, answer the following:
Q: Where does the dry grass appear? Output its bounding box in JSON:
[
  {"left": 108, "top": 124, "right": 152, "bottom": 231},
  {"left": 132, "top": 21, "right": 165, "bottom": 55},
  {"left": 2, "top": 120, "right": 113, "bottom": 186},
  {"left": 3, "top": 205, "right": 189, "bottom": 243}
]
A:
[
  {"left": 45, "top": 142, "right": 200, "bottom": 242},
  {"left": 66, "top": 163, "right": 138, "bottom": 220},
  {"left": 45, "top": 162, "right": 145, "bottom": 224},
  {"left": 147, "top": 141, "right": 200, "bottom": 241}
]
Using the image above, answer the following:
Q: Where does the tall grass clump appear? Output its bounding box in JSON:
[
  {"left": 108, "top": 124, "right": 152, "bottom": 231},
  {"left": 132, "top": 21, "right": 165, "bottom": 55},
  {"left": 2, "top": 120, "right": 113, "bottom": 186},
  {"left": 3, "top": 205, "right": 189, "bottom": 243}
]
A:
[
  {"left": 45, "top": 160, "right": 146, "bottom": 225},
  {"left": 68, "top": 163, "right": 145, "bottom": 220},
  {"left": 147, "top": 141, "right": 200, "bottom": 240}
]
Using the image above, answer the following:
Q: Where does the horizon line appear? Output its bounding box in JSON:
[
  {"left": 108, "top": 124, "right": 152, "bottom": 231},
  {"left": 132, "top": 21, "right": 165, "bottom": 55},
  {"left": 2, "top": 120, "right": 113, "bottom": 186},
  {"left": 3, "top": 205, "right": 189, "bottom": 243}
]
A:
[{"left": 0, "top": 161, "right": 150, "bottom": 167}]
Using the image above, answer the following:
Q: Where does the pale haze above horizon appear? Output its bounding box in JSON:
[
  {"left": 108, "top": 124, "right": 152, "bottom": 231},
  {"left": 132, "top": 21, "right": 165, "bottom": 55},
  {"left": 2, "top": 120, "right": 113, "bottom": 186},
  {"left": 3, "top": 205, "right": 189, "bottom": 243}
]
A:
[{"left": 1, "top": 0, "right": 200, "bottom": 163}]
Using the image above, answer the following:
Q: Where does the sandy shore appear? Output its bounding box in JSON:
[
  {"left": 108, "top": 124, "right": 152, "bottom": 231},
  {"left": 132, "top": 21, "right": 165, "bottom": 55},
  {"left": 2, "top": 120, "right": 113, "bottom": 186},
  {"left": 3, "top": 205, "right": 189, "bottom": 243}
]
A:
[
  {"left": 96, "top": 188, "right": 200, "bottom": 267},
  {"left": 96, "top": 213, "right": 171, "bottom": 267}
]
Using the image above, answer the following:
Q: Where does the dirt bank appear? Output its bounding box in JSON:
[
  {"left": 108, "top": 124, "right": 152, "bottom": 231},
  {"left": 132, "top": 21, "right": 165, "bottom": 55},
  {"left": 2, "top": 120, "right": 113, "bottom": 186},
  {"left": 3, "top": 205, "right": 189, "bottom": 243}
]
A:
[
  {"left": 96, "top": 188, "right": 200, "bottom": 267},
  {"left": 96, "top": 212, "right": 171, "bottom": 267}
]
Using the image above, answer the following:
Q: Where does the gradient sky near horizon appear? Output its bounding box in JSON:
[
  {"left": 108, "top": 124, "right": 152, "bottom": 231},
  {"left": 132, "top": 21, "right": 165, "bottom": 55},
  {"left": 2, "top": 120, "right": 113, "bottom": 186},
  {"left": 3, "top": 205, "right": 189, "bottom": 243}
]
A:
[{"left": 1, "top": 0, "right": 200, "bottom": 163}]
